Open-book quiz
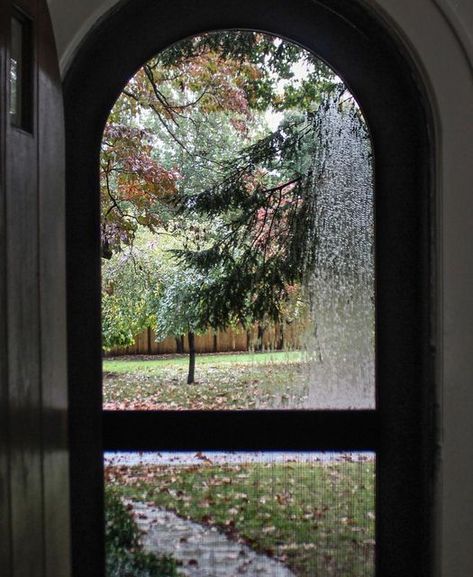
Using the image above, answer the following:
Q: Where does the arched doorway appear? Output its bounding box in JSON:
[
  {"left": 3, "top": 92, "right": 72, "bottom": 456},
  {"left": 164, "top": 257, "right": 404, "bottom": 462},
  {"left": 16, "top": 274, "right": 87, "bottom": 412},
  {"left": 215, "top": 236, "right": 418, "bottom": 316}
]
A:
[{"left": 64, "top": 1, "right": 436, "bottom": 575}]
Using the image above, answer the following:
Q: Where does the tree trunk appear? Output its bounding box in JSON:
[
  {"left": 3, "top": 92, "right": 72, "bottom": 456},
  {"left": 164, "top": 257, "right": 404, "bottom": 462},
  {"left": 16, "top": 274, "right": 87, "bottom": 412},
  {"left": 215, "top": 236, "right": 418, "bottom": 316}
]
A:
[
  {"left": 279, "top": 322, "right": 285, "bottom": 350},
  {"left": 257, "top": 325, "right": 265, "bottom": 352},
  {"left": 187, "top": 331, "right": 196, "bottom": 384},
  {"left": 175, "top": 335, "right": 184, "bottom": 354},
  {"left": 213, "top": 332, "right": 218, "bottom": 353},
  {"left": 148, "top": 327, "right": 153, "bottom": 354}
]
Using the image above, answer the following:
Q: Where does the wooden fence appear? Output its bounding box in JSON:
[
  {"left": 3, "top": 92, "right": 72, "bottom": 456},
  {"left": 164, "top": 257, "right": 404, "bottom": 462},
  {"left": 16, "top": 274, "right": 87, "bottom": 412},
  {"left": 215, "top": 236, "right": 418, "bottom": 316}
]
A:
[{"left": 105, "top": 322, "right": 306, "bottom": 357}]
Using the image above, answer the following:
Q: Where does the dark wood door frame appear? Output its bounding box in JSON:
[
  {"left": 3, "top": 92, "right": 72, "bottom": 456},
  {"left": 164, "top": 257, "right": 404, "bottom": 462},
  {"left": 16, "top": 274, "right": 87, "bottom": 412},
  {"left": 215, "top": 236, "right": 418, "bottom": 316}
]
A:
[
  {"left": 1, "top": 1, "right": 69, "bottom": 575},
  {"left": 64, "top": 1, "right": 437, "bottom": 576}
]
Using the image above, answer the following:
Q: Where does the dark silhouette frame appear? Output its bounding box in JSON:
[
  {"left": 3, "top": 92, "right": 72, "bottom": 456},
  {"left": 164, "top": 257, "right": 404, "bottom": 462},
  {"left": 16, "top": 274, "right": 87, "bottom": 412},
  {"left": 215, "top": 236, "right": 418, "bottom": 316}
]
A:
[{"left": 64, "top": 1, "right": 437, "bottom": 575}]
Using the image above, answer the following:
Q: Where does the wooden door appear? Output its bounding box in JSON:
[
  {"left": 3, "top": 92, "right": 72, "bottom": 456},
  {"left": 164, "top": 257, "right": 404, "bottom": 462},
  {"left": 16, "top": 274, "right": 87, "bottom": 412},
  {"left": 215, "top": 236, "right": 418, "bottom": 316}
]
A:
[{"left": 0, "top": 1, "right": 70, "bottom": 576}]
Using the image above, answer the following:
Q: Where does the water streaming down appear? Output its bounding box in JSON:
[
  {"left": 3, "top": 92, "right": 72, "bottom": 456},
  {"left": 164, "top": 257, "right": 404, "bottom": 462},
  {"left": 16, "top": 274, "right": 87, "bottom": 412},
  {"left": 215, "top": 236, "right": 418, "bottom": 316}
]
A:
[{"left": 301, "top": 96, "right": 375, "bottom": 409}]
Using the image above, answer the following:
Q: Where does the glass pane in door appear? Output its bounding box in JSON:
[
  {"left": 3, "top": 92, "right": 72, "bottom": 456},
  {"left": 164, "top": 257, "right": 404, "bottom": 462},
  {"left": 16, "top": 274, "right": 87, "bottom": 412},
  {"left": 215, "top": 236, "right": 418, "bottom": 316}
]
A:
[{"left": 101, "top": 31, "right": 375, "bottom": 410}]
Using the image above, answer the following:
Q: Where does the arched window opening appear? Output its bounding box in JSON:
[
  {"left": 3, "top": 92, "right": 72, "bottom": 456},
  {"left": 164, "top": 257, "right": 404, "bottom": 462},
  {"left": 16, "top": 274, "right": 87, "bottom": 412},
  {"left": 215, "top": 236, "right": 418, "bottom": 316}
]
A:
[{"left": 101, "top": 31, "right": 376, "bottom": 577}]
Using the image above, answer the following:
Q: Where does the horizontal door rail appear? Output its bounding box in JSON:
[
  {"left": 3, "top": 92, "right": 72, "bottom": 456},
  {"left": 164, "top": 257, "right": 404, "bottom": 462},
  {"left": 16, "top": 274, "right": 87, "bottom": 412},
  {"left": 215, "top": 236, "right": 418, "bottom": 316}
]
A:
[{"left": 103, "top": 410, "right": 378, "bottom": 451}]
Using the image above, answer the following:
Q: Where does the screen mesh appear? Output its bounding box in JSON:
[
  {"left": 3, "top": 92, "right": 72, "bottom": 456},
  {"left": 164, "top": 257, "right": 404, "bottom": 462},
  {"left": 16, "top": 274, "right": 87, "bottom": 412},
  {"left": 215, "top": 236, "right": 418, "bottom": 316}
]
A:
[{"left": 105, "top": 452, "right": 375, "bottom": 577}]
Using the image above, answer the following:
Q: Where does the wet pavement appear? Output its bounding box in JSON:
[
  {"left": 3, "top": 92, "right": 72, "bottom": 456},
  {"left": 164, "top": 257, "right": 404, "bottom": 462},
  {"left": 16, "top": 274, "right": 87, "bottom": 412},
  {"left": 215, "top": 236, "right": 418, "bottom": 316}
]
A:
[
  {"left": 129, "top": 500, "right": 296, "bottom": 577},
  {"left": 105, "top": 451, "right": 373, "bottom": 467}
]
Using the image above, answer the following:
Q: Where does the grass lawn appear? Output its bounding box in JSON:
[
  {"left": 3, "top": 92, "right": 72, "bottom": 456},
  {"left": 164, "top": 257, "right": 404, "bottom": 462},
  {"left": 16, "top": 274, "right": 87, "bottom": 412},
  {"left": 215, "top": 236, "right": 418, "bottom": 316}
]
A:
[
  {"left": 104, "top": 350, "right": 304, "bottom": 372},
  {"left": 106, "top": 459, "right": 375, "bottom": 577},
  {"left": 103, "top": 351, "right": 309, "bottom": 410}
]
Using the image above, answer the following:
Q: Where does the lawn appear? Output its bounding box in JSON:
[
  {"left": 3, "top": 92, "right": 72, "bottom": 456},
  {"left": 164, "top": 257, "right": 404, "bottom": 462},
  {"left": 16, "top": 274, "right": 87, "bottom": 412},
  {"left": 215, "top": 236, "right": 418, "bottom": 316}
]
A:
[
  {"left": 103, "top": 351, "right": 309, "bottom": 410},
  {"left": 106, "top": 458, "right": 375, "bottom": 577}
]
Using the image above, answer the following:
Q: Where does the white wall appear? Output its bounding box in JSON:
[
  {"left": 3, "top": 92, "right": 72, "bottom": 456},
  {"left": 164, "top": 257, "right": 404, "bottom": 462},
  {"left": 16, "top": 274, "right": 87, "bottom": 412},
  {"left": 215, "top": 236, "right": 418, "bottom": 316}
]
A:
[
  {"left": 363, "top": 1, "right": 473, "bottom": 573},
  {"left": 48, "top": 0, "right": 473, "bottom": 574}
]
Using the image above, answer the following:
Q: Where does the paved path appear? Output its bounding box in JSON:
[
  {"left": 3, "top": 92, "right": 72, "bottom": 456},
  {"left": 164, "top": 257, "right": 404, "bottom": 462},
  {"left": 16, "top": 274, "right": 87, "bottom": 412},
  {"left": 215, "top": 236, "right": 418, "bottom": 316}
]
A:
[
  {"left": 106, "top": 451, "right": 373, "bottom": 467},
  {"left": 129, "top": 500, "right": 296, "bottom": 577}
]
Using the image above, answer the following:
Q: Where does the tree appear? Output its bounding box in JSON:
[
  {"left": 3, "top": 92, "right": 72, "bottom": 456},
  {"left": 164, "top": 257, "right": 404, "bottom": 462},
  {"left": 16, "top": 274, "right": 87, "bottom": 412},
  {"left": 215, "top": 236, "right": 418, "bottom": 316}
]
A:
[
  {"left": 100, "top": 31, "right": 337, "bottom": 256},
  {"left": 173, "top": 113, "right": 319, "bottom": 328},
  {"left": 101, "top": 110, "right": 180, "bottom": 256},
  {"left": 102, "top": 246, "right": 159, "bottom": 350},
  {"left": 154, "top": 269, "right": 209, "bottom": 384},
  {"left": 100, "top": 33, "right": 257, "bottom": 256},
  {"left": 173, "top": 90, "right": 370, "bottom": 338}
]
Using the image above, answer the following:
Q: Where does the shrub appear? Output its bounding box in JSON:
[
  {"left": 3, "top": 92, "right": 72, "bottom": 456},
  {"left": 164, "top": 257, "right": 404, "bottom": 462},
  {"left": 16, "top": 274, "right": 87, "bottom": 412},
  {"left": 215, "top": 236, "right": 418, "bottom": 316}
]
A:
[{"left": 105, "top": 487, "right": 181, "bottom": 577}]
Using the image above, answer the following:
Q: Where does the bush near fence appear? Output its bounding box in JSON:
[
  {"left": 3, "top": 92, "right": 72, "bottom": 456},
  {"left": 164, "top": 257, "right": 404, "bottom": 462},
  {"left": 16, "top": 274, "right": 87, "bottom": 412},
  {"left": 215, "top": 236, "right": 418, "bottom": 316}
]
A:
[{"left": 105, "top": 322, "right": 306, "bottom": 357}]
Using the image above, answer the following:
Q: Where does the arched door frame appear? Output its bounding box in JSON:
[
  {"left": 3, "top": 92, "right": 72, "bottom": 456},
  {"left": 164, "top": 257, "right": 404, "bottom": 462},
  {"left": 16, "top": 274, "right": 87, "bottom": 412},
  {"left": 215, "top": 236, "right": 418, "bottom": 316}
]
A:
[{"left": 64, "top": 1, "right": 437, "bottom": 576}]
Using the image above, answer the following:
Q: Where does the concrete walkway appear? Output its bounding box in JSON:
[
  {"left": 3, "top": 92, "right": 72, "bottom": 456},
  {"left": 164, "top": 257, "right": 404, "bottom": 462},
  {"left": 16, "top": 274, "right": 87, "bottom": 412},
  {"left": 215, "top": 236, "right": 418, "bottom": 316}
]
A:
[
  {"left": 129, "top": 500, "right": 296, "bottom": 577},
  {"left": 106, "top": 451, "right": 373, "bottom": 467}
]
